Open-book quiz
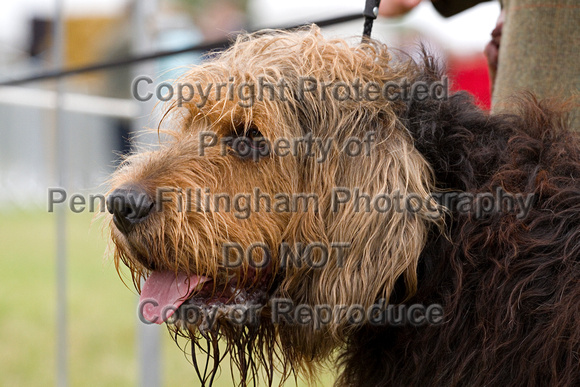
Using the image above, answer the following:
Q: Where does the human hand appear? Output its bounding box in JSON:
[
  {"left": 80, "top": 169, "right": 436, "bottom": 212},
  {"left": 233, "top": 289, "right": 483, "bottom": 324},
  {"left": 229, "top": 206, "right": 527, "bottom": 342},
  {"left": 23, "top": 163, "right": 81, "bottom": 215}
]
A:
[
  {"left": 484, "top": 10, "right": 505, "bottom": 89},
  {"left": 378, "top": 0, "right": 422, "bottom": 17}
]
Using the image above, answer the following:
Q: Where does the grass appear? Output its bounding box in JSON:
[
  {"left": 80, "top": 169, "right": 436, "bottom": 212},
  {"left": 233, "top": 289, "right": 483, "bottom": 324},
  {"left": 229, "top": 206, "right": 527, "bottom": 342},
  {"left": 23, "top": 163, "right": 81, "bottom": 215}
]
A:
[{"left": 0, "top": 209, "right": 333, "bottom": 386}]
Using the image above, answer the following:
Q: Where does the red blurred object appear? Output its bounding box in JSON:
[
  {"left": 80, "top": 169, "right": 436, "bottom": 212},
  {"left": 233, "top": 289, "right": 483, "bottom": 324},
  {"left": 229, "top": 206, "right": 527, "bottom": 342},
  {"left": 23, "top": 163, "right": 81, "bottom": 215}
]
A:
[{"left": 447, "top": 54, "right": 491, "bottom": 110}]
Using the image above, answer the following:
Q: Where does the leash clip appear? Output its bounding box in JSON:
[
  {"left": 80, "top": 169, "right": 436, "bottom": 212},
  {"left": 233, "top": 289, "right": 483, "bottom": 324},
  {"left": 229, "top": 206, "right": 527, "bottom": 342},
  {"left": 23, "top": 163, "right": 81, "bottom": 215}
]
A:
[{"left": 363, "top": 0, "right": 379, "bottom": 19}]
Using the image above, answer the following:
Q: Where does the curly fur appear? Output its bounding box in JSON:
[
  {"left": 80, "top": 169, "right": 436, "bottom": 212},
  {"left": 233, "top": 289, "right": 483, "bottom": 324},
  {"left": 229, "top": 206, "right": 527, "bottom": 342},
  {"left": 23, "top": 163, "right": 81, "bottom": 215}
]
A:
[{"left": 107, "top": 26, "right": 580, "bottom": 386}]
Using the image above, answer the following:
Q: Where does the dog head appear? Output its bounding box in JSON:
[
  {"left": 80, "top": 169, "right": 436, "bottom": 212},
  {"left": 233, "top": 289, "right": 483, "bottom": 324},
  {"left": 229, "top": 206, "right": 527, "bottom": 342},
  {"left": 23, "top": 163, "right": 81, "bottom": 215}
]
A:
[{"left": 107, "top": 26, "right": 443, "bottom": 384}]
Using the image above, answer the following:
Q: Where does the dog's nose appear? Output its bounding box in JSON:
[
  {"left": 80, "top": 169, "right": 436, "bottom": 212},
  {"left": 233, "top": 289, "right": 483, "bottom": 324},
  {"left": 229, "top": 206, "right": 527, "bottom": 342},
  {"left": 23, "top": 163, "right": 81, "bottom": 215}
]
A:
[{"left": 107, "top": 185, "right": 154, "bottom": 235}]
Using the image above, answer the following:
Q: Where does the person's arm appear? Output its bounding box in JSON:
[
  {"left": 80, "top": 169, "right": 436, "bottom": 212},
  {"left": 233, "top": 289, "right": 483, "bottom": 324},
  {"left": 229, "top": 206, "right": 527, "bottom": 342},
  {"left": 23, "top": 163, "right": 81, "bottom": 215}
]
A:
[
  {"left": 379, "top": 0, "right": 493, "bottom": 18},
  {"left": 431, "top": 0, "right": 493, "bottom": 18}
]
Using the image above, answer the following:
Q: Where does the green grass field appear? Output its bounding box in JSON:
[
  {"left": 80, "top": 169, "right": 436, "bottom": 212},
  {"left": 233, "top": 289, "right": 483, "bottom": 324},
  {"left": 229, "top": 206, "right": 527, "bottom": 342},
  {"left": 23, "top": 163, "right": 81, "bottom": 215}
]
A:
[{"left": 0, "top": 210, "right": 334, "bottom": 386}]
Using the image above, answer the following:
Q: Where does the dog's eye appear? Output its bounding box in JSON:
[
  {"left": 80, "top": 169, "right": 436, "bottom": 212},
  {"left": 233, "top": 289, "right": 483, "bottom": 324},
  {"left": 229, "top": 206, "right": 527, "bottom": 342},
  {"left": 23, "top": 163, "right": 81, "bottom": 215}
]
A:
[
  {"left": 228, "top": 125, "right": 270, "bottom": 160},
  {"left": 246, "top": 128, "right": 262, "bottom": 141}
]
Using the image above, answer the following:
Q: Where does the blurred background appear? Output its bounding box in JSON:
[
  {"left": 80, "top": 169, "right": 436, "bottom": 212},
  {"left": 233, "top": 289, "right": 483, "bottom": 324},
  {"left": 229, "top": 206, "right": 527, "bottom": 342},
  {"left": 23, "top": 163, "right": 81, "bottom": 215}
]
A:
[{"left": 0, "top": 0, "right": 499, "bottom": 386}]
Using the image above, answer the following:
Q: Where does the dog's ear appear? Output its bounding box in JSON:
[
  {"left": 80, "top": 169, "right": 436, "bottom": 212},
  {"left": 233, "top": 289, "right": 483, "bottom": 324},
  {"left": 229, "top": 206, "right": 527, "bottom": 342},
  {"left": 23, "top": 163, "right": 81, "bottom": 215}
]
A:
[{"left": 280, "top": 112, "right": 442, "bottom": 337}]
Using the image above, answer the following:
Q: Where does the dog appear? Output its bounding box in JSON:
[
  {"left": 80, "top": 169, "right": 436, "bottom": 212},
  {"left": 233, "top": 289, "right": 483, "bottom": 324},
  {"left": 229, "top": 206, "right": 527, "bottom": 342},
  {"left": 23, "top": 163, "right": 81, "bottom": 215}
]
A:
[{"left": 106, "top": 26, "right": 580, "bottom": 386}]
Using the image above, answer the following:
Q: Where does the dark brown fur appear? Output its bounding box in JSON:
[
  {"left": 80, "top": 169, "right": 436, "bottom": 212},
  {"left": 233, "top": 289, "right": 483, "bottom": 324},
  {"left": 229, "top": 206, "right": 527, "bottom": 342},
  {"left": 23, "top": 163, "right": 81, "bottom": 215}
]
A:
[{"left": 340, "top": 63, "right": 580, "bottom": 386}]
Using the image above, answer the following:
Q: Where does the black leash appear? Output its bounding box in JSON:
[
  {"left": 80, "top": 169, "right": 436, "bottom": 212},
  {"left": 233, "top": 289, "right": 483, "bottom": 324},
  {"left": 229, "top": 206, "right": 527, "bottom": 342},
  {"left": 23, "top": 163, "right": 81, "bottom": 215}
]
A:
[{"left": 362, "top": 0, "right": 382, "bottom": 41}]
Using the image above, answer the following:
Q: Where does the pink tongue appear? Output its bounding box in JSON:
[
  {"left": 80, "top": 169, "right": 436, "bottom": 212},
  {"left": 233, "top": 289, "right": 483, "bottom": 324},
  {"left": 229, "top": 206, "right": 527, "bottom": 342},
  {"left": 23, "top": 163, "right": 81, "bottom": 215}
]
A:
[{"left": 139, "top": 271, "right": 209, "bottom": 324}]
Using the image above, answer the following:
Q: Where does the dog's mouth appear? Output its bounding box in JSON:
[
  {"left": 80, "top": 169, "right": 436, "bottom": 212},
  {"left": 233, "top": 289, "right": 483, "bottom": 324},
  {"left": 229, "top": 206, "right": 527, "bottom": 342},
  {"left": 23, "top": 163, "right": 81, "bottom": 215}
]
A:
[{"left": 139, "top": 268, "right": 275, "bottom": 328}]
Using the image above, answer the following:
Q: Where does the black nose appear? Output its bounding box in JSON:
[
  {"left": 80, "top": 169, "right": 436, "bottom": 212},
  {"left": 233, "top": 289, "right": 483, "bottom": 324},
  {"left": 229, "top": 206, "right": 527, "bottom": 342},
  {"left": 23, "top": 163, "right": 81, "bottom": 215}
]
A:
[{"left": 107, "top": 185, "right": 154, "bottom": 235}]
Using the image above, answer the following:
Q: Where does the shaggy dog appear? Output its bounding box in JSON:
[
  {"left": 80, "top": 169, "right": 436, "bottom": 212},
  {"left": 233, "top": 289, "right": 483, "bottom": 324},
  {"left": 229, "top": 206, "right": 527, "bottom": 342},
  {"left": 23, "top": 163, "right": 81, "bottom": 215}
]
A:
[{"left": 107, "top": 27, "right": 580, "bottom": 386}]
